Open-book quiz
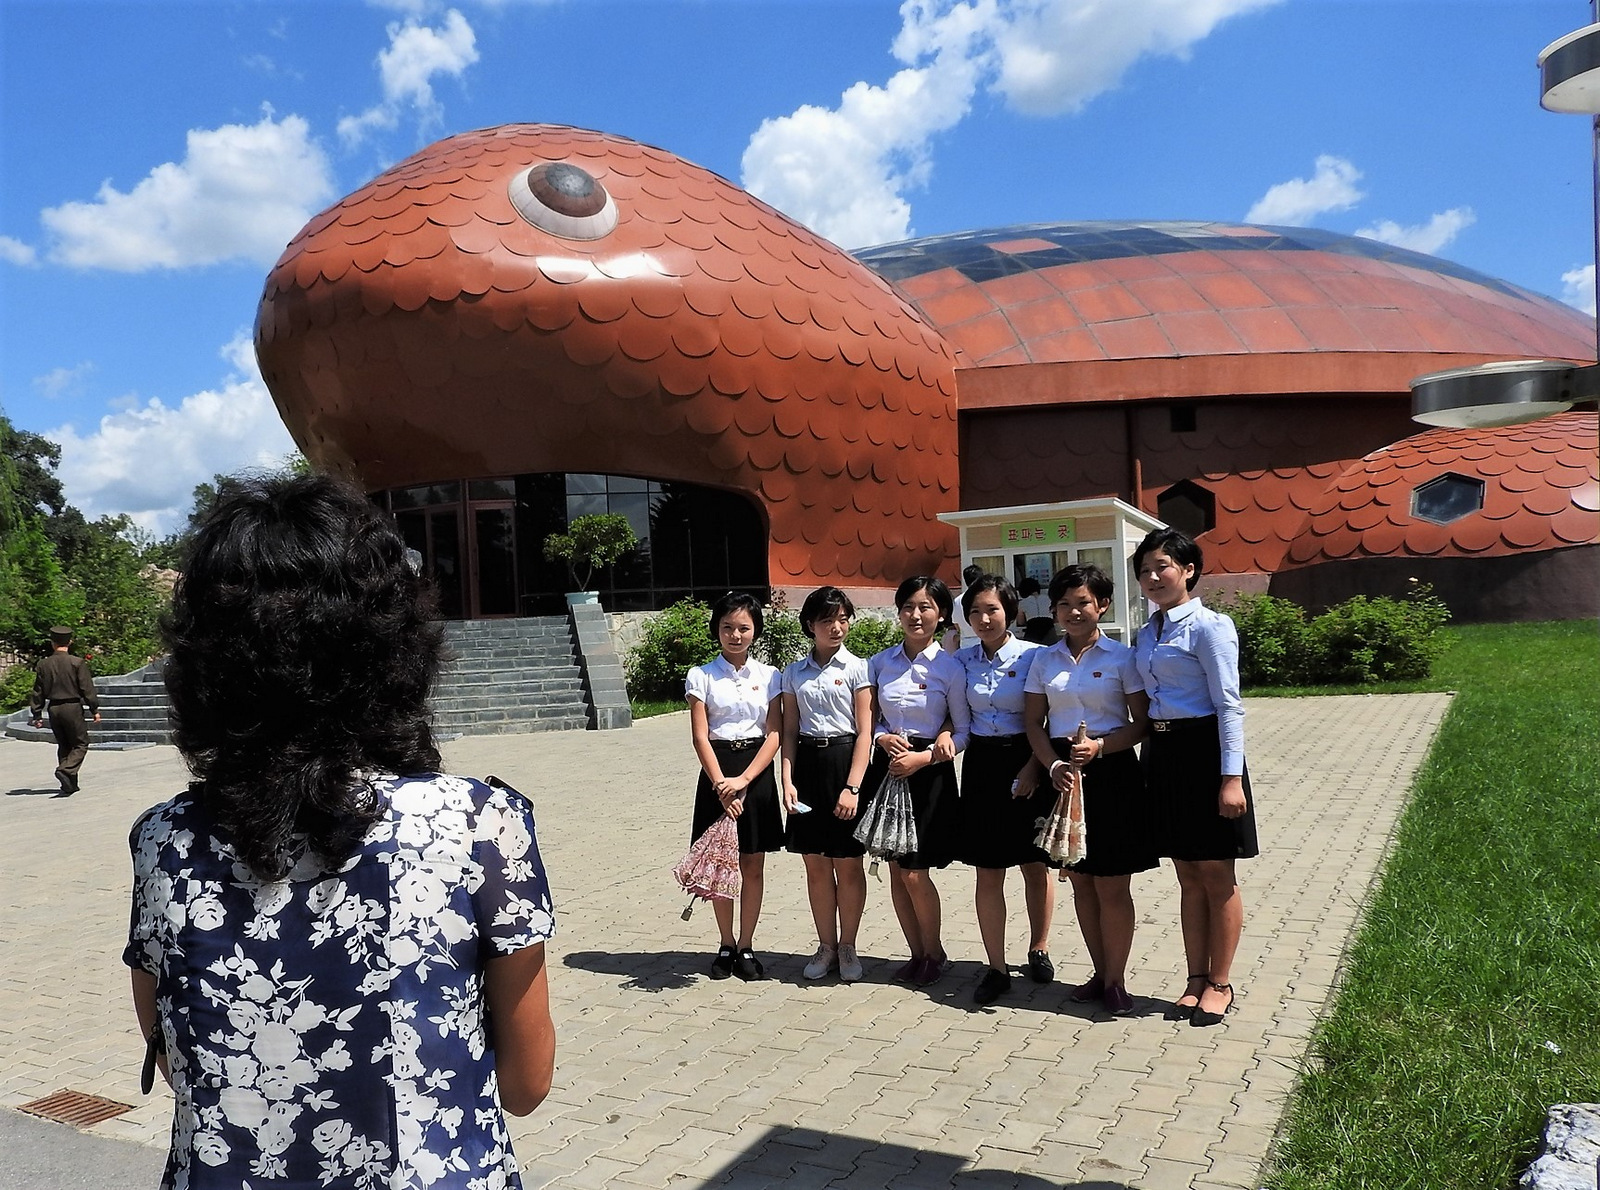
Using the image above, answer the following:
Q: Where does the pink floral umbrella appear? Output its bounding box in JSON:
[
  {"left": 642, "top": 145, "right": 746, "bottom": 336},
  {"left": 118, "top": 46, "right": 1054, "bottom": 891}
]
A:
[{"left": 673, "top": 813, "right": 741, "bottom": 920}]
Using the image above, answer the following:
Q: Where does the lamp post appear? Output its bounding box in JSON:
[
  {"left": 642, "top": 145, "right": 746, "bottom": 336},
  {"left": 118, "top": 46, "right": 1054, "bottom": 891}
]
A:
[{"left": 1409, "top": 4, "right": 1600, "bottom": 428}]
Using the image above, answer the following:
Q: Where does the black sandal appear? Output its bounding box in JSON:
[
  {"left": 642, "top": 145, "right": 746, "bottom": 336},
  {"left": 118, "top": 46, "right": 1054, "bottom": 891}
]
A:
[
  {"left": 710, "top": 945, "right": 736, "bottom": 980},
  {"left": 1190, "top": 981, "right": 1235, "bottom": 1028},
  {"left": 1164, "top": 972, "right": 1209, "bottom": 1021}
]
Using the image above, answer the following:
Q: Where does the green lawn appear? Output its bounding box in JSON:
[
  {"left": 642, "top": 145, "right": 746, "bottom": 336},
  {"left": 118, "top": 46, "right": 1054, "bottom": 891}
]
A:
[
  {"left": 629, "top": 696, "right": 686, "bottom": 720},
  {"left": 1266, "top": 620, "right": 1600, "bottom": 1190}
]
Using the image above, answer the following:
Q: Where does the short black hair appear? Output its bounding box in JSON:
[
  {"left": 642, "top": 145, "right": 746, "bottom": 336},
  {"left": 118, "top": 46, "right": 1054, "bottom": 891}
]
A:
[
  {"left": 1049, "top": 563, "right": 1113, "bottom": 606},
  {"left": 1133, "top": 527, "right": 1203, "bottom": 591},
  {"left": 164, "top": 472, "right": 444, "bottom": 881},
  {"left": 708, "top": 591, "right": 765, "bottom": 640},
  {"left": 799, "top": 585, "right": 855, "bottom": 639},
  {"left": 960, "top": 574, "right": 1019, "bottom": 625},
  {"left": 894, "top": 575, "right": 954, "bottom": 632},
  {"left": 961, "top": 563, "right": 984, "bottom": 586},
  {"left": 1017, "top": 577, "right": 1041, "bottom": 597}
]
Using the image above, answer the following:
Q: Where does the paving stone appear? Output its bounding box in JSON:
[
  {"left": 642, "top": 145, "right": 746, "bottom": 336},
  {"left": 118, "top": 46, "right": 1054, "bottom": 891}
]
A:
[{"left": 0, "top": 694, "right": 1449, "bottom": 1187}]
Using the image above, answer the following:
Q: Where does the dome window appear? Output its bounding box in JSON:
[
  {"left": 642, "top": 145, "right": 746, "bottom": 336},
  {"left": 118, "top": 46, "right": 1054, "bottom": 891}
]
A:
[
  {"left": 1157, "top": 480, "right": 1216, "bottom": 537},
  {"left": 1412, "top": 473, "right": 1484, "bottom": 524}
]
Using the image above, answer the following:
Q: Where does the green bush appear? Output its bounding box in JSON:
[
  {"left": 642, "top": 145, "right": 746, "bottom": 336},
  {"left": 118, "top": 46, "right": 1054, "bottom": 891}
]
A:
[
  {"left": 1226, "top": 593, "right": 1314, "bottom": 685},
  {"left": 625, "top": 598, "right": 718, "bottom": 700},
  {"left": 755, "top": 605, "right": 807, "bottom": 670},
  {"left": 1, "top": 663, "right": 37, "bottom": 714},
  {"left": 1305, "top": 587, "right": 1451, "bottom": 683},
  {"left": 846, "top": 613, "right": 903, "bottom": 659},
  {"left": 1221, "top": 586, "right": 1451, "bottom": 687}
]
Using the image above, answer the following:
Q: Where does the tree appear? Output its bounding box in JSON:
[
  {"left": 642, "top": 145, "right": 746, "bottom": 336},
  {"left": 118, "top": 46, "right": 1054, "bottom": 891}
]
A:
[
  {"left": 0, "top": 518, "right": 85, "bottom": 654},
  {"left": 542, "top": 513, "right": 638, "bottom": 592}
]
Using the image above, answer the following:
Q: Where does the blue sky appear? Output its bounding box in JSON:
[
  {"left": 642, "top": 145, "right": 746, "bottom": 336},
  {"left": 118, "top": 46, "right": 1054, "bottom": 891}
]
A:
[{"left": 2, "top": 0, "right": 1595, "bottom": 533}]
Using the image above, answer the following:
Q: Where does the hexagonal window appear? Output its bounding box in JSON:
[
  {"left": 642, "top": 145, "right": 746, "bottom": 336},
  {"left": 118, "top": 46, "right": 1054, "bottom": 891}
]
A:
[
  {"left": 1412, "top": 473, "right": 1485, "bottom": 524},
  {"left": 1157, "top": 479, "right": 1216, "bottom": 537}
]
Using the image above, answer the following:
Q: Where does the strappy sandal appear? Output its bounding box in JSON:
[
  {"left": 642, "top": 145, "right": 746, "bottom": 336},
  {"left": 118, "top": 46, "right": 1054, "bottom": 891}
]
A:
[
  {"left": 1190, "top": 981, "right": 1235, "bottom": 1028},
  {"left": 1164, "top": 972, "right": 1209, "bottom": 1021}
]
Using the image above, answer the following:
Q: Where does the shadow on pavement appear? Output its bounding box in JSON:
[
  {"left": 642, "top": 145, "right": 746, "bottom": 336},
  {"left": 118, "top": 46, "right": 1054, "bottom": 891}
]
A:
[
  {"left": 699, "top": 1124, "right": 1136, "bottom": 1188},
  {"left": 562, "top": 949, "right": 707, "bottom": 992},
  {"left": 6, "top": 786, "right": 61, "bottom": 797}
]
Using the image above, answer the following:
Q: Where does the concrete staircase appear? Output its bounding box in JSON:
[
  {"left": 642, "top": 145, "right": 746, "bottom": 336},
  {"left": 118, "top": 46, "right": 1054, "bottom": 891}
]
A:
[
  {"left": 3, "top": 663, "right": 172, "bottom": 747},
  {"left": 4, "top": 614, "right": 630, "bottom": 743},
  {"left": 432, "top": 617, "right": 592, "bottom": 736}
]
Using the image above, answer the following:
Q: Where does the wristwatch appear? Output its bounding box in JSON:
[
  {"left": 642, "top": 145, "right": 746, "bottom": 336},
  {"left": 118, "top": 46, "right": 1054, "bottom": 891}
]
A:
[{"left": 845, "top": 784, "right": 860, "bottom": 794}]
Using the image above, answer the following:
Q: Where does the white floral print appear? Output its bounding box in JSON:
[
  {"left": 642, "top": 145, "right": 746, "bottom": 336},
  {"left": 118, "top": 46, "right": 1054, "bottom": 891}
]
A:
[{"left": 126, "top": 774, "right": 554, "bottom": 1190}]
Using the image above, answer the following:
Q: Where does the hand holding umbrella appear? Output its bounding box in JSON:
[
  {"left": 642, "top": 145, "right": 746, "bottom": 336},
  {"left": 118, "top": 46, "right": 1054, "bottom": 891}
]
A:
[{"left": 673, "top": 813, "right": 741, "bottom": 920}]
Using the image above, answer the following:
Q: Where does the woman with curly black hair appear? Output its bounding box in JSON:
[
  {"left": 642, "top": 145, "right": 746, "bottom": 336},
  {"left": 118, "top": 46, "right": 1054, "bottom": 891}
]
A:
[{"left": 125, "top": 473, "right": 556, "bottom": 1190}]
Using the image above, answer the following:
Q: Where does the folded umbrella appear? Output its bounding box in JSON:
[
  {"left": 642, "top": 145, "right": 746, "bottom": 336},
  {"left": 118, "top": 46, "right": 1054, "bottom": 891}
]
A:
[{"left": 673, "top": 812, "right": 741, "bottom": 919}]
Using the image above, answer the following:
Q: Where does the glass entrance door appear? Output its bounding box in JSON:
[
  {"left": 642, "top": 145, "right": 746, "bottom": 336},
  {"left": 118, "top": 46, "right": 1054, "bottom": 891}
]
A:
[
  {"left": 469, "top": 503, "right": 517, "bottom": 617},
  {"left": 394, "top": 504, "right": 465, "bottom": 619}
]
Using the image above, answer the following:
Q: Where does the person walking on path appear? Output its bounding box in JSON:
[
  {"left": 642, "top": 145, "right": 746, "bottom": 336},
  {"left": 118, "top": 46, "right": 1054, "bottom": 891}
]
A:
[{"left": 28, "top": 626, "right": 100, "bottom": 795}]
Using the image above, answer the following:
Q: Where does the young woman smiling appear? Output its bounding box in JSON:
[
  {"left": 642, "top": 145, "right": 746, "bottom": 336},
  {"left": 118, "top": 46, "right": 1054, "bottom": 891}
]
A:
[
  {"left": 955, "top": 575, "right": 1051, "bottom": 1006},
  {"left": 860, "top": 576, "right": 970, "bottom": 987},
  {"left": 1130, "top": 529, "right": 1258, "bottom": 1027},
  {"left": 686, "top": 592, "right": 785, "bottom": 981},
  {"left": 1024, "top": 564, "right": 1153, "bottom": 1016}
]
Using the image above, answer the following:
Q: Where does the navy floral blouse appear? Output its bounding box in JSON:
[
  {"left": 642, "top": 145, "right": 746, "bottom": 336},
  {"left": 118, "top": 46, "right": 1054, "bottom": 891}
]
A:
[{"left": 124, "top": 773, "right": 555, "bottom": 1190}]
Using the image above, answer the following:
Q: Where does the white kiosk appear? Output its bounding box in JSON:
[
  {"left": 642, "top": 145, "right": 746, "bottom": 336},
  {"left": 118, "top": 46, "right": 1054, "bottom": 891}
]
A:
[{"left": 938, "top": 498, "right": 1164, "bottom": 642}]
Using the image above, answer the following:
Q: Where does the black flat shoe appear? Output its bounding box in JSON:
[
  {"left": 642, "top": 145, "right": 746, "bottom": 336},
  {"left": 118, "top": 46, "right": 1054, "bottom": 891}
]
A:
[
  {"left": 1026, "top": 950, "right": 1055, "bottom": 984},
  {"left": 1190, "top": 981, "right": 1235, "bottom": 1028},
  {"left": 1164, "top": 972, "right": 1209, "bottom": 1021},
  {"left": 709, "top": 945, "right": 735, "bottom": 980},
  {"left": 733, "top": 948, "right": 765, "bottom": 981},
  {"left": 973, "top": 967, "right": 1011, "bottom": 1005}
]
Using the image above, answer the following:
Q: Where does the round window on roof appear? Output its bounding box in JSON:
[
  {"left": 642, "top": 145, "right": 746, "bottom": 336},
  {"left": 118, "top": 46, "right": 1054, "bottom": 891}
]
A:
[
  {"left": 1412, "top": 473, "right": 1485, "bottom": 524},
  {"left": 509, "top": 162, "right": 618, "bottom": 240}
]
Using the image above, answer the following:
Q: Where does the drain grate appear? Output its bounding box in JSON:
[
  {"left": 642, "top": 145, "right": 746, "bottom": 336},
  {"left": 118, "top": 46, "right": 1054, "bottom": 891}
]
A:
[{"left": 18, "top": 1089, "right": 135, "bottom": 1128}]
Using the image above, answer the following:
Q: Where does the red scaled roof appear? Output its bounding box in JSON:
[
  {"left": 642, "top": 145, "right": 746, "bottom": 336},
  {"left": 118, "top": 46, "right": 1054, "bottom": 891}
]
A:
[
  {"left": 856, "top": 224, "right": 1596, "bottom": 406},
  {"left": 1282, "top": 411, "right": 1599, "bottom": 567}
]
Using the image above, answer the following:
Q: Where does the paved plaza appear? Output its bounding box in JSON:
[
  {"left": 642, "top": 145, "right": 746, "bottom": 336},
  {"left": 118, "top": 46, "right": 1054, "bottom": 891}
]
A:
[{"left": 0, "top": 693, "right": 1451, "bottom": 1189}]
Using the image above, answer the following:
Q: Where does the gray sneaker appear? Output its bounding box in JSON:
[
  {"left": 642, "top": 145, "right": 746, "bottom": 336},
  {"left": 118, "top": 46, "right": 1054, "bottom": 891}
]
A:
[
  {"left": 837, "top": 943, "right": 863, "bottom": 982},
  {"left": 802, "top": 944, "right": 837, "bottom": 980}
]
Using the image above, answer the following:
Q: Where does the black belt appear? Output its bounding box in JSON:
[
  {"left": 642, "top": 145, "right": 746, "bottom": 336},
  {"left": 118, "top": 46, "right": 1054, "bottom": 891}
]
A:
[
  {"left": 971, "top": 732, "right": 1027, "bottom": 745},
  {"left": 47, "top": 698, "right": 81, "bottom": 707},
  {"left": 714, "top": 738, "right": 761, "bottom": 752},
  {"left": 1150, "top": 716, "right": 1217, "bottom": 733},
  {"left": 798, "top": 734, "right": 855, "bottom": 748}
]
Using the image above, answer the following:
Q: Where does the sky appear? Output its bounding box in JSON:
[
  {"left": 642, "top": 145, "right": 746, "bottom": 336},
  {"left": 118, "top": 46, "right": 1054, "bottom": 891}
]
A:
[{"left": 1, "top": 0, "right": 1596, "bottom": 535}]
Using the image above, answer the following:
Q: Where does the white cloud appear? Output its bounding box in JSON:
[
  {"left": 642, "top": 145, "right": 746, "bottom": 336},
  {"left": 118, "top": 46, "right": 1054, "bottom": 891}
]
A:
[
  {"left": 742, "top": 0, "right": 1279, "bottom": 249},
  {"left": 49, "top": 332, "right": 297, "bottom": 534},
  {"left": 33, "top": 362, "right": 96, "bottom": 399},
  {"left": 338, "top": 9, "right": 479, "bottom": 146},
  {"left": 1245, "top": 154, "right": 1364, "bottom": 226},
  {"left": 38, "top": 112, "right": 336, "bottom": 272},
  {"left": 986, "top": 0, "right": 1280, "bottom": 116},
  {"left": 1355, "top": 208, "right": 1475, "bottom": 256},
  {"left": 1561, "top": 264, "right": 1596, "bottom": 317},
  {"left": 0, "top": 235, "right": 37, "bottom": 266}
]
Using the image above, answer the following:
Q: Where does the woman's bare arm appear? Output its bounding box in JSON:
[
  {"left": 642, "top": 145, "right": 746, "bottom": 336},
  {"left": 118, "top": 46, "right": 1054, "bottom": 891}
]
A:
[
  {"left": 130, "top": 968, "right": 170, "bottom": 1088},
  {"left": 485, "top": 942, "right": 555, "bottom": 1117}
]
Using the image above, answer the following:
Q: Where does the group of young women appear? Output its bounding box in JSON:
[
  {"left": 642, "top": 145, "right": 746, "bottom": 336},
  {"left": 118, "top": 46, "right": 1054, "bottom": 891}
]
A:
[{"left": 683, "top": 526, "right": 1259, "bottom": 1026}]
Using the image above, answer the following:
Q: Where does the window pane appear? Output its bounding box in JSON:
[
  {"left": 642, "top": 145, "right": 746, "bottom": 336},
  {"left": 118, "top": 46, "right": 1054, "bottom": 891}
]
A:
[
  {"left": 565, "top": 473, "right": 606, "bottom": 494},
  {"left": 608, "top": 474, "right": 648, "bottom": 493},
  {"left": 567, "top": 493, "right": 606, "bottom": 520},
  {"left": 473, "top": 508, "right": 517, "bottom": 615},
  {"left": 469, "top": 478, "right": 516, "bottom": 501}
]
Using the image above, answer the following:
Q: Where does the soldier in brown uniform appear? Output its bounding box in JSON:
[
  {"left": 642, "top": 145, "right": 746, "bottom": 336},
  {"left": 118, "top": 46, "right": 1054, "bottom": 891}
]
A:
[{"left": 28, "top": 626, "right": 101, "bottom": 795}]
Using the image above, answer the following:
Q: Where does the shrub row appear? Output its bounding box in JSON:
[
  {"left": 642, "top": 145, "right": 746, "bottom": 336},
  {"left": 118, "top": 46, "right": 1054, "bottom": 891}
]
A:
[
  {"left": 625, "top": 597, "right": 903, "bottom": 701},
  {"left": 1221, "top": 586, "right": 1451, "bottom": 686}
]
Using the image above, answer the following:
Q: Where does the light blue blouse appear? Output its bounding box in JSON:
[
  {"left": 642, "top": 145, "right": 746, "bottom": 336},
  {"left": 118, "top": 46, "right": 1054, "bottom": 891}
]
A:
[
  {"left": 782, "top": 647, "right": 870, "bottom": 737},
  {"left": 957, "top": 636, "right": 1042, "bottom": 737},
  {"left": 1133, "top": 598, "right": 1245, "bottom": 776}
]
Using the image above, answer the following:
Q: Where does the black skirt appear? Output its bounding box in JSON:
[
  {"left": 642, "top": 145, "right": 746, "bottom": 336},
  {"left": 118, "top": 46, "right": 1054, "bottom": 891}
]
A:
[
  {"left": 1048, "top": 741, "right": 1159, "bottom": 878},
  {"left": 858, "top": 739, "right": 957, "bottom": 871},
  {"left": 1143, "top": 717, "right": 1259, "bottom": 861},
  {"left": 785, "top": 737, "right": 867, "bottom": 858},
  {"left": 958, "top": 734, "right": 1056, "bottom": 869},
  {"left": 691, "top": 739, "right": 785, "bottom": 855}
]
